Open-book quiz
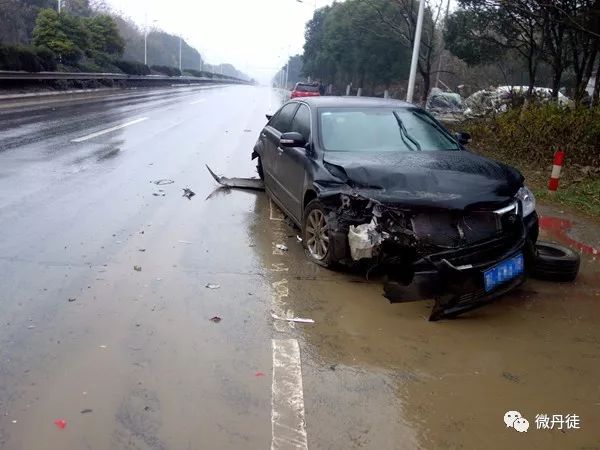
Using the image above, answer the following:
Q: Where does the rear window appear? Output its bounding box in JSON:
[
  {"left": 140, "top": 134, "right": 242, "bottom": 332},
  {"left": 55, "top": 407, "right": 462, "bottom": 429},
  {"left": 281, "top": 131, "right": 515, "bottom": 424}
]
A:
[{"left": 295, "top": 84, "right": 319, "bottom": 92}]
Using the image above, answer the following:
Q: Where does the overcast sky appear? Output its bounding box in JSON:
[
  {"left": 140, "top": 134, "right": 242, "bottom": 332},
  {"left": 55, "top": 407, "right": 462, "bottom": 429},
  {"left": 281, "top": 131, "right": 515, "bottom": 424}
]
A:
[{"left": 106, "top": 0, "right": 335, "bottom": 82}]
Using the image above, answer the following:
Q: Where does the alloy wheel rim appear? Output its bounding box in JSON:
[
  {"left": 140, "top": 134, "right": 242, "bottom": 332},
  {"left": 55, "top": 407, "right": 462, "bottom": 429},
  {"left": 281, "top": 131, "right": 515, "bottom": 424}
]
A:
[{"left": 306, "top": 209, "right": 329, "bottom": 260}]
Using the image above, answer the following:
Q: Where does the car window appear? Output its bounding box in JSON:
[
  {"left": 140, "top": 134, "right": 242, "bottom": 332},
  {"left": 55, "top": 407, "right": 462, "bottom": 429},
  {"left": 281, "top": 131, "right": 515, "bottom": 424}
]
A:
[
  {"left": 290, "top": 104, "right": 311, "bottom": 140},
  {"left": 269, "top": 103, "right": 298, "bottom": 133},
  {"left": 319, "top": 107, "right": 459, "bottom": 152},
  {"left": 296, "top": 84, "right": 319, "bottom": 92}
]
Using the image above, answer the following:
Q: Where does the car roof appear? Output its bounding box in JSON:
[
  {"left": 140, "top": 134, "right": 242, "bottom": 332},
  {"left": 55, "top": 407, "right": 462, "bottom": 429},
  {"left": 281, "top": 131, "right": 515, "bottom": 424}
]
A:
[{"left": 290, "top": 96, "right": 413, "bottom": 108}]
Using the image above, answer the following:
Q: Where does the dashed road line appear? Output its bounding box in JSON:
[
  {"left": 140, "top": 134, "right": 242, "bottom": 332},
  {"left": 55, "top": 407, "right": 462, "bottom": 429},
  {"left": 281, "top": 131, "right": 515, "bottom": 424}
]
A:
[
  {"left": 189, "top": 98, "right": 206, "bottom": 105},
  {"left": 270, "top": 198, "right": 285, "bottom": 221},
  {"left": 70, "top": 117, "right": 148, "bottom": 143},
  {"left": 271, "top": 339, "right": 308, "bottom": 450}
]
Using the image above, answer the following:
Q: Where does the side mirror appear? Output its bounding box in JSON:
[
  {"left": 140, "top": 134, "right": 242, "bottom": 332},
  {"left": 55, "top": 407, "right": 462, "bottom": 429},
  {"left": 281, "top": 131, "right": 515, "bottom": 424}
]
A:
[
  {"left": 456, "top": 132, "right": 471, "bottom": 145},
  {"left": 280, "top": 132, "right": 306, "bottom": 148},
  {"left": 266, "top": 113, "right": 273, "bottom": 121}
]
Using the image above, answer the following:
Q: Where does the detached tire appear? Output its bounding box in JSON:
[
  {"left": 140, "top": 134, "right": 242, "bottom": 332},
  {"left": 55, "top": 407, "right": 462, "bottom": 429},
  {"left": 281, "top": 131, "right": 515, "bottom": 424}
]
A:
[
  {"left": 531, "top": 241, "right": 580, "bottom": 282},
  {"left": 302, "top": 199, "right": 333, "bottom": 268}
]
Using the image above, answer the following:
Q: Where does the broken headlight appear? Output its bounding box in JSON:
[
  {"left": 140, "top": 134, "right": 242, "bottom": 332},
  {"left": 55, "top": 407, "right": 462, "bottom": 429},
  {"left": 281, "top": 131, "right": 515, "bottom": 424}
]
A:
[{"left": 516, "top": 186, "right": 536, "bottom": 217}]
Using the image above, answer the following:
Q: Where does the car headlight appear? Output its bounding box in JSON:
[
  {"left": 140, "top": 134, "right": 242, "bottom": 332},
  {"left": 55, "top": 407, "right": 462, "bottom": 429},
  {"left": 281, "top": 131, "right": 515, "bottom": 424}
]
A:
[{"left": 516, "top": 186, "right": 536, "bottom": 217}]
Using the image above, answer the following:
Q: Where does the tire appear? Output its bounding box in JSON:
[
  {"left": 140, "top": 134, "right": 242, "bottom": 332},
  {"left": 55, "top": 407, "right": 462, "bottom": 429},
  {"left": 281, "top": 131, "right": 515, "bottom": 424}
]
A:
[
  {"left": 530, "top": 241, "right": 580, "bottom": 282},
  {"left": 302, "top": 199, "right": 333, "bottom": 267},
  {"left": 256, "top": 156, "right": 264, "bottom": 180}
]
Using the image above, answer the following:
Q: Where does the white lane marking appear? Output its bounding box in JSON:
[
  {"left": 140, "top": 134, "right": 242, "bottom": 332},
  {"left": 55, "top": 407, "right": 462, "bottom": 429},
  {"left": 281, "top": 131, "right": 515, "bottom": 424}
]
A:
[
  {"left": 189, "top": 98, "right": 206, "bottom": 105},
  {"left": 271, "top": 279, "right": 291, "bottom": 332},
  {"left": 272, "top": 339, "right": 308, "bottom": 450},
  {"left": 71, "top": 117, "right": 148, "bottom": 143},
  {"left": 270, "top": 198, "right": 285, "bottom": 221}
]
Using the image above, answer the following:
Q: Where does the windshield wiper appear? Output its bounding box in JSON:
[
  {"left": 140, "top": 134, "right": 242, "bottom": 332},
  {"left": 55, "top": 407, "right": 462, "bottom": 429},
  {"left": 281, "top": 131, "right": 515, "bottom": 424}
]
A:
[
  {"left": 393, "top": 111, "right": 421, "bottom": 151},
  {"left": 411, "top": 111, "right": 460, "bottom": 150}
]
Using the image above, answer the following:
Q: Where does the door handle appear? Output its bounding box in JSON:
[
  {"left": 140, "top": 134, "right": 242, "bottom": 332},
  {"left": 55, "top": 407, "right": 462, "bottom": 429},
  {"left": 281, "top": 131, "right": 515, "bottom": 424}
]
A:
[{"left": 277, "top": 146, "right": 284, "bottom": 154}]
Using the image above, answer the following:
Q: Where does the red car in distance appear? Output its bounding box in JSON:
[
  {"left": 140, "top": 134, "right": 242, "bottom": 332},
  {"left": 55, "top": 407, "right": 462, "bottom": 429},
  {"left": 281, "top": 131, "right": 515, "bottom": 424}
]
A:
[{"left": 290, "top": 82, "right": 321, "bottom": 99}]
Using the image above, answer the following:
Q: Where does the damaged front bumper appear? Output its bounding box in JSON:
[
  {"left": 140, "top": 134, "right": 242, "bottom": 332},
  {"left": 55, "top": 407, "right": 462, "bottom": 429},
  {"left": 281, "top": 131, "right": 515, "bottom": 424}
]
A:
[
  {"left": 320, "top": 190, "right": 540, "bottom": 320},
  {"left": 385, "top": 213, "right": 538, "bottom": 320}
]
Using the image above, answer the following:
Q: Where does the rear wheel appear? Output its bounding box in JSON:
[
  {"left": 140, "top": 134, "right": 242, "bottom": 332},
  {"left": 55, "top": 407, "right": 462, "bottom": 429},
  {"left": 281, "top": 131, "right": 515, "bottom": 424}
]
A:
[
  {"left": 530, "top": 241, "right": 580, "bottom": 282},
  {"left": 302, "top": 200, "right": 333, "bottom": 267}
]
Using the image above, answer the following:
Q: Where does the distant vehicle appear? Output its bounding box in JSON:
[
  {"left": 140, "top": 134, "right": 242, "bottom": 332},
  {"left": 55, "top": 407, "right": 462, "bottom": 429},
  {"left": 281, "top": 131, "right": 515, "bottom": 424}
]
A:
[
  {"left": 290, "top": 82, "right": 321, "bottom": 99},
  {"left": 249, "top": 97, "right": 577, "bottom": 320}
]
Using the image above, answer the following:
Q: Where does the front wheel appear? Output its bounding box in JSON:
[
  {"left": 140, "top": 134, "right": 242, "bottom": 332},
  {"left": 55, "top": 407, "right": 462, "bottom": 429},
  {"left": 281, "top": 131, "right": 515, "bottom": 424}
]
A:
[{"left": 302, "top": 199, "right": 333, "bottom": 267}]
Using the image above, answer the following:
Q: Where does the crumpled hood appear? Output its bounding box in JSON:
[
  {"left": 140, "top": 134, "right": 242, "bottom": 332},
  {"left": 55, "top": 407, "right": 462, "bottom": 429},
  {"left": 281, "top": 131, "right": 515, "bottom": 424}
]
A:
[{"left": 322, "top": 150, "right": 524, "bottom": 210}]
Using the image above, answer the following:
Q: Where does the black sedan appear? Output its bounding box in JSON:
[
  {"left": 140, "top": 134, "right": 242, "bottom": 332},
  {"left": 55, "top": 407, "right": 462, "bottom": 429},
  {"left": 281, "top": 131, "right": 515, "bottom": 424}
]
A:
[{"left": 252, "top": 97, "right": 542, "bottom": 319}]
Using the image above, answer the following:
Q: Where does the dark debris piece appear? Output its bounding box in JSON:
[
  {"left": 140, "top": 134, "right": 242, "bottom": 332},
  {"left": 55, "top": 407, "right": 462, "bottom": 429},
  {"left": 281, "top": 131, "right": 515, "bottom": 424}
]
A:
[
  {"left": 209, "top": 316, "right": 222, "bottom": 323},
  {"left": 182, "top": 188, "right": 196, "bottom": 200}
]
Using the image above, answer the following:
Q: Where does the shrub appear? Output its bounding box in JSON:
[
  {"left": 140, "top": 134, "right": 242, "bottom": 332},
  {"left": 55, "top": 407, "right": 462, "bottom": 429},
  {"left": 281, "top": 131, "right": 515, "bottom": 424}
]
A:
[
  {"left": 151, "top": 65, "right": 181, "bottom": 77},
  {"left": 459, "top": 104, "right": 600, "bottom": 168},
  {"left": 114, "top": 60, "right": 150, "bottom": 75},
  {"left": 0, "top": 44, "right": 57, "bottom": 72},
  {"left": 35, "top": 47, "right": 57, "bottom": 71}
]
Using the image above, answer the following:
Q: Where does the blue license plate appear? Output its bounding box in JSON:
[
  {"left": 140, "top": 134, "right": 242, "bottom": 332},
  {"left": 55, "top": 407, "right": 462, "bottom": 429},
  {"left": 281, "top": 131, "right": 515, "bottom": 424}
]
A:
[{"left": 483, "top": 253, "right": 524, "bottom": 292}]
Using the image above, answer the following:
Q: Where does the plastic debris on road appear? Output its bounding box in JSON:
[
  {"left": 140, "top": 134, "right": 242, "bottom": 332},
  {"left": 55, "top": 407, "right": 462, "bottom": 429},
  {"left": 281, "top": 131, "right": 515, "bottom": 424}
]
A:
[
  {"left": 178, "top": 240, "right": 193, "bottom": 244},
  {"left": 81, "top": 409, "right": 93, "bottom": 414},
  {"left": 153, "top": 179, "right": 174, "bottom": 185},
  {"left": 182, "top": 188, "right": 196, "bottom": 200},
  {"left": 205, "top": 283, "right": 220, "bottom": 289},
  {"left": 206, "top": 165, "right": 265, "bottom": 191},
  {"left": 255, "top": 371, "right": 266, "bottom": 377},
  {"left": 209, "top": 316, "right": 222, "bottom": 323},
  {"left": 275, "top": 244, "right": 288, "bottom": 251},
  {"left": 54, "top": 419, "right": 67, "bottom": 429},
  {"left": 270, "top": 311, "right": 314, "bottom": 324},
  {"left": 296, "top": 235, "right": 303, "bottom": 242},
  {"left": 68, "top": 297, "right": 76, "bottom": 302},
  {"left": 133, "top": 265, "right": 142, "bottom": 272}
]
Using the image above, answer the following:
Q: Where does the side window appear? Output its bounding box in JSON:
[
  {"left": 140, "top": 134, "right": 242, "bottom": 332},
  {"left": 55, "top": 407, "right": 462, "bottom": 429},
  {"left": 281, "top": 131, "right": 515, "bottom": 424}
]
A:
[
  {"left": 269, "top": 103, "right": 298, "bottom": 133},
  {"left": 290, "top": 104, "right": 311, "bottom": 140}
]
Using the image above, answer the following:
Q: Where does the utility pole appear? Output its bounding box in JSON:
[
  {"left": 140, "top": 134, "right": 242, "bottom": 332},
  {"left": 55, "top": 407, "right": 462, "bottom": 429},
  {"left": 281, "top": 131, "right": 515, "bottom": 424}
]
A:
[
  {"left": 285, "top": 63, "right": 289, "bottom": 89},
  {"left": 406, "top": 0, "right": 426, "bottom": 103}
]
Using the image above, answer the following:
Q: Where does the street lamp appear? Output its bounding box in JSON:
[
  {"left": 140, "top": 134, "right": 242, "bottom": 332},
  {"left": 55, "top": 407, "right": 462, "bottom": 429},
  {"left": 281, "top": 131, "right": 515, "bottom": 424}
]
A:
[
  {"left": 144, "top": 17, "right": 158, "bottom": 66},
  {"left": 179, "top": 35, "right": 182, "bottom": 72}
]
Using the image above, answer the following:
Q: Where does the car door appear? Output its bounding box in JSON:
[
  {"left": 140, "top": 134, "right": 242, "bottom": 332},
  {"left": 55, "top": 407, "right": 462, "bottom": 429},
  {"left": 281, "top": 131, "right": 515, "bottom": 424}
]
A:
[
  {"left": 275, "top": 103, "right": 312, "bottom": 221},
  {"left": 262, "top": 102, "right": 299, "bottom": 206}
]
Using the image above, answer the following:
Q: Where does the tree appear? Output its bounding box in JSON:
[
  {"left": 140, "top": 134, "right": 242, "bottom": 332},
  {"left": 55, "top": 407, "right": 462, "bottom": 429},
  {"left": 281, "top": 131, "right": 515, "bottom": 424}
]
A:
[
  {"left": 85, "top": 14, "right": 124, "bottom": 57},
  {"left": 32, "top": 8, "right": 82, "bottom": 64},
  {"left": 360, "top": 0, "right": 444, "bottom": 102},
  {"left": 302, "top": 0, "right": 411, "bottom": 95}
]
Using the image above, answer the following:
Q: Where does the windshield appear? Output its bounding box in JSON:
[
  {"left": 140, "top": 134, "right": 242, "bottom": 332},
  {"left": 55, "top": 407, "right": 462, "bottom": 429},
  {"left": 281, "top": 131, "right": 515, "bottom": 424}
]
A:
[
  {"left": 296, "top": 84, "right": 319, "bottom": 92},
  {"left": 319, "top": 108, "right": 459, "bottom": 152}
]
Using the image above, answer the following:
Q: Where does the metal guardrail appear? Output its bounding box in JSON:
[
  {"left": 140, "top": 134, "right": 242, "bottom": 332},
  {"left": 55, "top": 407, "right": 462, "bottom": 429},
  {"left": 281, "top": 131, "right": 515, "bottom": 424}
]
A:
[{"left": 0, "top": 70, "right": 249, "bottom": 84}]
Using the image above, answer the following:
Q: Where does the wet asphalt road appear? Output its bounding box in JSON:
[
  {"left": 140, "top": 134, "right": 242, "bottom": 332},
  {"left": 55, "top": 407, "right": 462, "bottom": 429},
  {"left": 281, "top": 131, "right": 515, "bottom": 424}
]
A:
[{"left": 0, "top": 85, "right": 599, "bottom": 450}]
